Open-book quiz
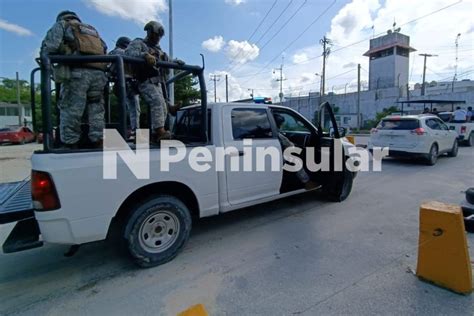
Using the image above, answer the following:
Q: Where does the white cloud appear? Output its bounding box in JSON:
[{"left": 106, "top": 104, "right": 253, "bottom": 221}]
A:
[
  {"left": 84, "top": 0, "right": 167, "bottom": 24},
  {"left": 225, "top": 0, "right": 246, "bottom": 6},
  {"left": 202, "top": 36, "right": 226, "bottom": 52},
  {"left": 292, "top": 53, "right": 309, "bottom": 64},
  {"left": 226, "top": 40, "right": 260, "bottom": 64},
  {"left": 0, "top": 19, "right": 33, "bottom": 36}
]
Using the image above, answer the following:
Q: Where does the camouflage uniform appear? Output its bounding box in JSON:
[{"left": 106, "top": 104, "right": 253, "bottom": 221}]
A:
[
  {"left": 109, "top": 46, "right": 140, "bottom": 130},
  {"left": 40, "top": 19, "right": 107, "bottom": 145},
  {"left": 125, "top": 38, "right": 168, "bottom": 130}
]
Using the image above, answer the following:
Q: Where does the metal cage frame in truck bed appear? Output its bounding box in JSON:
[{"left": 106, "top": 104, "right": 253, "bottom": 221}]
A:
[{"left": 31, "top": 54, "right": 208, "bottom": 152}]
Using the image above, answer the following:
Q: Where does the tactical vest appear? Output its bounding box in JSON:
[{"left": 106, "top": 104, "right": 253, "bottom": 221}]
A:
[
  {"left": 65, "top": 20, "right": 106, "bottom": 70},
  {"left": 134, "top": 39, "right": 169, "bottom": 82}
]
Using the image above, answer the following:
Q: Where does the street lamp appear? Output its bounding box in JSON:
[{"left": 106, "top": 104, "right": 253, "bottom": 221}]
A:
[{"left": 315, "top": 73, "right": 322, "bottom": 95}]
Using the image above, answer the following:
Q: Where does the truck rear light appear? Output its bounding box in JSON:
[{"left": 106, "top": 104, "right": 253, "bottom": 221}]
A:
[
  {"left": 411, "top": 127, "right": 426, "bottom": 135},
  {"left": 32, "top": 170, "right": 60, "bottom": 211},
  {"left": 460, "top": 126, "right": 467, "bottom": 134}
]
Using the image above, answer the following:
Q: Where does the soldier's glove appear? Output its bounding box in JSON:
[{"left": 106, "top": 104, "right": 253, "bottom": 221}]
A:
[
  {"left": 174, "top": 58, "right": 185, "bottom": 66},
  {"left": 144, "top": 53, "right": 156, "bottom": 66}
]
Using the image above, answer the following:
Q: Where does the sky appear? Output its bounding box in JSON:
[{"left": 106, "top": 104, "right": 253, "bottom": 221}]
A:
[{"left": 0, "top": 0, "right": 473, "bottom": 103}]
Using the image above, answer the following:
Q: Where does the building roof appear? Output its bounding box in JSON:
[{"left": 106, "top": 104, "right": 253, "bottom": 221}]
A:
[{"left": 363, "top": 43, "right": 416, "bottom": 56}]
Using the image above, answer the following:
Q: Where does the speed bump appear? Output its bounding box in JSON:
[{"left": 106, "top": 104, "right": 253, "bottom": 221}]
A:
[
  {"left": 177, "top": 304, "right": 208, "bottom": 316},
  {"left": 416, "top": 201, "right": 472, "bottom": 294}
]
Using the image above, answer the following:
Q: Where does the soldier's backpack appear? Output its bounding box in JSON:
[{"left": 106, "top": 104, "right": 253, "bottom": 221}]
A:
[{"left": 68, "top": 20, "right": 105, "bottom": 55}]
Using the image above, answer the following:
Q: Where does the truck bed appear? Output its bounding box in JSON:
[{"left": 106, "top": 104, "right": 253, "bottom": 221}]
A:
[{"left": 0, "top": 180, "right": 34, "bottom": 224}]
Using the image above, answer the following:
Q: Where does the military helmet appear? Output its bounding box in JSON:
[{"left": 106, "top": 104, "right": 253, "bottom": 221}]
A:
[
  {"left": 56, "top": 10, "right": 81, "bottom": 23},
  {"left": 144, "top": 21, "right": 165, "bottom": 37},
  {"left": 116, "top": 36, "right": 131, "bottom": 49}
]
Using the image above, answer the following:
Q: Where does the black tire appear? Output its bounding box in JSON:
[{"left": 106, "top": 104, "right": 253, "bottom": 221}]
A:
[
  {"left": 425, "top": 144, "right": 438, "bottom": 166},
  {"left": 466, "top": 188, "right": 474, "bottom": 205},
  {"left": 124, "top": 195, "right": 192, "bottom": 268},
  {"left": 465, "top": 133, "right": 474, "bottom": 147},
  {"left": 447, "top": 140, "right": 458, "bottom": 157}
]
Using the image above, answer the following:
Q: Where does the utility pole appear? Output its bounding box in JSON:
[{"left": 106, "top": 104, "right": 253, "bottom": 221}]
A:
[
  {"left": 225, "top": 74, "right": 229, "bottom": 103},
  {"left": 16, "top": 72, "right": 22, "bottom": 126},
  {"left": 419, "top": 53, "right": 438, "bottom": 96},
  {"left": 357, "top": 64, "right": 361, "bottom": 131},
  {"left": 274, "top": 56, "right": 286, "bottom": 104},
  {"left": 248, "top": 88, "right": 254, "bottom": 98},
  {"left": 210, "top": 74, "right": 220, "bottom": 103},
  {"left": 319, "top": 36, "right": 332, "bottom": 96},
  {"left": 453, "top": 33, "right": 461, "bottom": 92},
  {"left": 168, "top": 0, "right": 174, "bottom": 105}
]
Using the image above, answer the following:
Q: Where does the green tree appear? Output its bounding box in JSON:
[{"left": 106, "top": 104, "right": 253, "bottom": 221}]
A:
[
  {"left": 174, "top": 73, "right": 201, "bottom": 106},
  {"left": 364, "top": 106, "right": 400, "bottom": 129}
]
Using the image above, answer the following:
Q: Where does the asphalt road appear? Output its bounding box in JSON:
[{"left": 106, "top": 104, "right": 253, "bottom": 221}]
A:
[{"left": 0, "top": 147, "right": 473, "bottom": 315}]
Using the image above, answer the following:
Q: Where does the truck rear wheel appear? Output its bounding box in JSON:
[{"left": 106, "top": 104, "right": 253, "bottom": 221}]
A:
[{"left": 124, "top": 195, "right": 192, "bottom": 268}]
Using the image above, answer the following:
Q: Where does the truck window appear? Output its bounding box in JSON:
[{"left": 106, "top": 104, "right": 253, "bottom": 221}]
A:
[
  {"left": 272, "top": 111, "right": 310, "bottom": 133},
  {"left": 232, "top": 108, "right": 273, "bottom": 140},
  {"left": 173, "top": 108, "right": 211, "bottom": 143}
]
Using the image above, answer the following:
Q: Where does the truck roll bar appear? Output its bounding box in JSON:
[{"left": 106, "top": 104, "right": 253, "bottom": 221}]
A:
[{"left": 36, "top": 54, "right": 208, "bottom": 152}]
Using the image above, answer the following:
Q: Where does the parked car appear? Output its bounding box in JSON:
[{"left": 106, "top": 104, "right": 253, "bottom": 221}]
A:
[
  {"left": 368, "top": 114, "right": 458, "bottom": 165},
  {"left": 0, "top": 126, "right": 35, "bottom": 145},
  {"left": 437, "top": 111, "right": 474, "bottom": 146}
]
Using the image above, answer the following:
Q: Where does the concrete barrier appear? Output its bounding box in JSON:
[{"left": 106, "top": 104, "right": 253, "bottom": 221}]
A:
[{"left": 416, "top": 201, "right": 472, "bottom": 294}]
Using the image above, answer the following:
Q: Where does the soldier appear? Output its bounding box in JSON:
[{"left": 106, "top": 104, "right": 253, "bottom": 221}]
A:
[
  {"left": 40, "top": 10, "right": 108, "bottom": 148},
  {"left": 125, "top": 21, "right": 174, "bottom": 142},
  {"left": 108, "top": 36, "right": 141, "bottom": 132}
]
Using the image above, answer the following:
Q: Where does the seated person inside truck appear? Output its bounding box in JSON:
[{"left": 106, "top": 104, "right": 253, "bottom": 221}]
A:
[{"left": 273, "top": 113, "right": 319, "bottom": 191}]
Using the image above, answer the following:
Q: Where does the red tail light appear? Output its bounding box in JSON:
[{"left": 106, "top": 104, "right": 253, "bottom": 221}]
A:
[
  {"left": 411, "top": 127, "right": 426, "bottom": 135},
  {"left": 32, "top": 170, "right": 60, "bottom": 211},
  {"left": 370, "top": 128, "right": 378, "bottom": 134},
  {"left": 460, "top": 126, "right": 467, "bottom": 134}
]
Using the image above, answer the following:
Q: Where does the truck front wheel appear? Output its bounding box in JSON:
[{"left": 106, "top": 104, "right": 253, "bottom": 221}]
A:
[{"left": 124, "top": 195, "right": 192, "bottom": 268}]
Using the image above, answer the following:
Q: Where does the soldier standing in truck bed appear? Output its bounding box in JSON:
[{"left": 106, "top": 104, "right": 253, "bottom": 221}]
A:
[
  {"left": 40, "top": 10, "right": 108, "bottom": 148},
  {"left": 108, "top": 36, "right": 141, "bottom": 133},
  {"left": 125, "top": 21, "right": 173, "bottom": 142}
]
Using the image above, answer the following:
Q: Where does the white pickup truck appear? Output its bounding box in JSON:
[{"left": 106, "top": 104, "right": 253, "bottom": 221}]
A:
[
  {"left": 1, "top": 56, "right": 356, "bottom": 267},
  {"left": 3, "top": 102, "right": 357, "bottom": 267},
  {"left": 438, "top": 112, "right": 474, "bottom": 146}
]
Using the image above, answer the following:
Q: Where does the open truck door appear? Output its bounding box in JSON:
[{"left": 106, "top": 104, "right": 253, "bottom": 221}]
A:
[{"left": 314, "top": 102, "right": 354, "bottom": 202}]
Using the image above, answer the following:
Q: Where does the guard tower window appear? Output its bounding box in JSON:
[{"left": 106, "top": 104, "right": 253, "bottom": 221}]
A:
[
  {"left": 396, "top": 47, "right": 409, "bottom": 57},
  {"left": 370, "top": 47, "right": 394, "bottom": 60}
]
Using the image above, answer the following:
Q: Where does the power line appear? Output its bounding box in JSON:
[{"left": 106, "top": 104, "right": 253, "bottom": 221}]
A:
[
  {"left": 259, "top": 0, "right": 308, "bottom": 50},
  {"left": 247, "top": 0, "right": 278, "bottom": 42},
  {"left": 270, "top": 0, "right": 464, "bottom": 70},
  {"left": 239, "top": 0, "right": 337, "bottom": 83},
  {"left": 224, "top": 0, "right": 278, "bottom": 70},
  {"left": 217, "top": 0, "right": 294, "bottom": 86}
]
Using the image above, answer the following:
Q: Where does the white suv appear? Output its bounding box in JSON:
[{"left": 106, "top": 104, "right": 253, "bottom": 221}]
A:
[{"left": 368, "top": 114, "right": 459, "bottom": 165}]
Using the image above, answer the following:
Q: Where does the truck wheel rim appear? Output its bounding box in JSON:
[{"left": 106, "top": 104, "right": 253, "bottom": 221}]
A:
[{"left": 138, "top": 210, "right": 180, "bottom": 253}]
